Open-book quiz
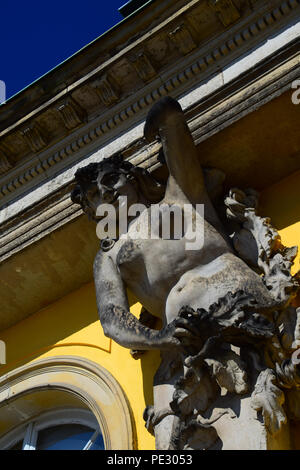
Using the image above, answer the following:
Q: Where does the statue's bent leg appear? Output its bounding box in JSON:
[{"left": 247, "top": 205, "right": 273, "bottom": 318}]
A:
[{"left": 152, "top": 350, "right": 183, "bottom": 450}]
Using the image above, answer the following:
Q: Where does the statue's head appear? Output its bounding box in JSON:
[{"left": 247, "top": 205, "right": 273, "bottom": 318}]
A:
[{"left": 71, "top": 153, "right": 165, "bottom": 221}]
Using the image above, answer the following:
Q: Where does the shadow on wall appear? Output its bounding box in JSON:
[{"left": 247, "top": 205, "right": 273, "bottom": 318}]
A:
[
  {"left": 140, "top": 348, "right": 161, "bottom": 412},
  {"left": 259, "top": 170, "right": 300, "bottom": 231}
]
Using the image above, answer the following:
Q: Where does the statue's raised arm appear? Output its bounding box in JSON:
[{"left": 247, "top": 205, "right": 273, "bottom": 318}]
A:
[
  {"left": 144, "top": 97, "right": 225, "bottom": 234},
  {"left": 144, "top": 97, "right": 206, "bottom": 204}
]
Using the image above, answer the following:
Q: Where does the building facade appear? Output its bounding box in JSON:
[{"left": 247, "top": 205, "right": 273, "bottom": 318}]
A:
[{"left": 0, "top": 0, "right": 299, "bottom": 450}]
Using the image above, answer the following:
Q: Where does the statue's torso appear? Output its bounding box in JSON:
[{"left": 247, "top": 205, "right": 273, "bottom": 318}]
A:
[{"left": 108, "top": 205, "right": 273, "bottom": 322}]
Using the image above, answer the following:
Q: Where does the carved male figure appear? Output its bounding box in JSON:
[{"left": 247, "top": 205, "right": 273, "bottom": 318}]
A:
[{"left": 71, "top": 97, "right": 287, "bottom": 449}]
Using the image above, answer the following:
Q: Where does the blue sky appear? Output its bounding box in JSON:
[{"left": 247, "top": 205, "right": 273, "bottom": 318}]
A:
[{"left": 0, "top": 1, "right": 125, "bottom": 101}]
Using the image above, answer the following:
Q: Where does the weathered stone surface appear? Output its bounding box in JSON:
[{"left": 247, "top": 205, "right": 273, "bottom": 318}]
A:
[
  {"left": 73, "top": 96, "right": 300, "bottom": 449},
  {"left": 0, "top": 0, "right": 299, "bottom": 450}
]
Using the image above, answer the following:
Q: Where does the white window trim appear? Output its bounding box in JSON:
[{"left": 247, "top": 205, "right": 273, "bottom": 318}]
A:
[
  {"left": 82, "top": 429, "right": 100, "bottom": 451},
  {"left": 23, "top": 422, "right": 38, "bottom": 450}
]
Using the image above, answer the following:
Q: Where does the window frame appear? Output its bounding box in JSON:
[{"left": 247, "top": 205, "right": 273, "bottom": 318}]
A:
[{"left": 1, "top": 408, "right": 103, "bottom": 450}]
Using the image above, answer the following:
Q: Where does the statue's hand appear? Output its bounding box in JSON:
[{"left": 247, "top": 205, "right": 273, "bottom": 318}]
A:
[
  {"left": 156, "top": 322, "right": 181, "bottom": 350},
  {"left": 173, "top": 316, "right": 202, "bottom": 348},
  {"left": 157, "top": 317, "right": 201, "bottom": 350}
]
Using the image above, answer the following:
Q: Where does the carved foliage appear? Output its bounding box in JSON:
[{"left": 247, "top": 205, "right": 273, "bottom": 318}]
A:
[
  {"left": 165, "top": 187, "right": 300, "bottom": 444},
  {"left": 140, "top": 181, "right": 300, "bottom": 446},
  {"left": 276, "top": 306, "right": 300, "bottom": 351},
  {"left": 172, "top": 368, "right": 218, "bottom": 417},
  {"left": 166, "top": 288, "right": 276, "bottom": 449},
  {"left": 170, "top": 361, "right": 219, "bottom": 450},
  {"left": 251, "top": 368, "right": 287, "bottom": 435},
  {"left": 205, "top": 349, "right": 249, "bottom": 394},
  {"left": 225, "top": 188, "right": 300, "bottom": 305},
  {"left": 224, "top": 187, "right": 300, "bottom": 436}
]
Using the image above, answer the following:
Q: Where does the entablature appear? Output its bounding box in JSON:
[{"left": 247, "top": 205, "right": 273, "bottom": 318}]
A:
[{"left": 0, "top": 0, "right": 299, "bottom": 211}]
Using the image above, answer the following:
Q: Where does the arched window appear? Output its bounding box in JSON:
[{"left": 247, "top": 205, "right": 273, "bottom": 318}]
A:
[{"left": 0, "top": 357, "right": 134, "bottom": 450}]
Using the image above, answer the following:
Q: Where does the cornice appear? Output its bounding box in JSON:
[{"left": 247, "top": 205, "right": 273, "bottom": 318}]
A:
[
  {"left": 189, "top": 39, "right": 300, "bottom": 144},
  {"left": 0, "top": 0, "right": 218, "bottom": 136},
  {"left": 0, "top": 0, "right": 299, "bottom": 208},
  {"left": 0, "top": 40, "right": 298, "bottom": 263},
  {"left": 0, "top": 0, "right": 185, "bottom": 129}
]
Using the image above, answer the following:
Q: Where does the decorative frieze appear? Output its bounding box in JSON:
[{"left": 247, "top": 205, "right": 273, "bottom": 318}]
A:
[
  {"left": 209, "top": 0, "right": 241, "bottom": 27},
  {"left": 91, "top": 74, "right": 119, "bottom": 107},
  {"left": 130, "top": 52, "right": 156, "bottom": 82},
  {"left": 168, "top": 23, "right": 196, "bottom": 55},
  {"left": 56, "top": 98, "right": 85, "bottom": 130},
  {"left": 0, "top": 0, "right": 299, "bottom": 200},
  {"left": 20, "top": 124, "right": 47, "bottom": 153}
]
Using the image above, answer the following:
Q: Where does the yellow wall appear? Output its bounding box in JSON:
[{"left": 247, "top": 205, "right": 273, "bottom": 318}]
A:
[
  {"left": 0, "top": 283, "right": 160, "bottom": 449},
  {"left": 0, "top": 170, "right": 299, "bottom": 450},
  {"left": 259, "top": 169, "right": 300, "bottom": 278}
]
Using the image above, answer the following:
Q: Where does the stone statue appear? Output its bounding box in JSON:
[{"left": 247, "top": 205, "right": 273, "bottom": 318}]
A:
[{"left": 71, "top": 97, "right": 300, "bottom": 450}]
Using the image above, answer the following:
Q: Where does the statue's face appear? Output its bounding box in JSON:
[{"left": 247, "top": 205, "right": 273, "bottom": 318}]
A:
[{"left": 85, "top": 164, "right": 139, "bottom": 219}]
